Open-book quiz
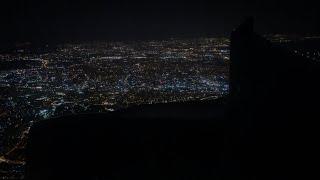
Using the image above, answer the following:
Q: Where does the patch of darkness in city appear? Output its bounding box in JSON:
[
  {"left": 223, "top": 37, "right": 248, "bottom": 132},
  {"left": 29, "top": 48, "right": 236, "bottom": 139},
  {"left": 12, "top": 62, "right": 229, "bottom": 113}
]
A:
[{"left": 1, "top": 0, "right": 320, "bottom": 179}]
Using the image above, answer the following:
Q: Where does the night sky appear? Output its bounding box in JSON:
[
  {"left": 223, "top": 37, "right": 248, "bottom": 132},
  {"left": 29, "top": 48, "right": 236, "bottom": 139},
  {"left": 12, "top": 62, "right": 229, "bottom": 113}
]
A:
[{"left": 1, "top": 0, "right": 319, "bottom": 44}]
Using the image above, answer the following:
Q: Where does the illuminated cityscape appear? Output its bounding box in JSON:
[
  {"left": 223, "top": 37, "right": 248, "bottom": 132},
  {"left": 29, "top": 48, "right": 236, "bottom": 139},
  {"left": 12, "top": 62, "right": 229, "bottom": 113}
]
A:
[
  {"left": 0, "top": 37, "right": 230, "bottom": 178},
  {"left": 1, "top": 0, "right": 319, "bottom": 179},
  {"left": 1, "top": 34, "right": 320, "bottom": 178}
]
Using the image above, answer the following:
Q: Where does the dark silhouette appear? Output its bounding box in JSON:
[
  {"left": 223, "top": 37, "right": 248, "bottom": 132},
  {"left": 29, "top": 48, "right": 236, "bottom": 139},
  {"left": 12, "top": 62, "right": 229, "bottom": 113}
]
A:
[
  {"left": 25, "top": 19, "right": 320, "bottom": 180},
  {"left": 228, "top": 18, "right": 320, "bottom": 179}
]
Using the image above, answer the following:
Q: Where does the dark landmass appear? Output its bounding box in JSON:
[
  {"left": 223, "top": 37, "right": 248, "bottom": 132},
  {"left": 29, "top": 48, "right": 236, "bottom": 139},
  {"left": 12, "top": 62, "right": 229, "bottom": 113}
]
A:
[{"left": 26, "top": 99, "right": 227, "bottom": 180}]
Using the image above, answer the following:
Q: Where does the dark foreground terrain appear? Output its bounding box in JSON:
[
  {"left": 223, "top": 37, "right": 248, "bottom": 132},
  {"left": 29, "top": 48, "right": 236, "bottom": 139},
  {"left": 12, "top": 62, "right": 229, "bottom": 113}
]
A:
[
  {"left": 26, "top": 19, "right": 320, "bottom": 180},
  {"left": 26, "top": 105, "right": 226, "bottom": 180}
]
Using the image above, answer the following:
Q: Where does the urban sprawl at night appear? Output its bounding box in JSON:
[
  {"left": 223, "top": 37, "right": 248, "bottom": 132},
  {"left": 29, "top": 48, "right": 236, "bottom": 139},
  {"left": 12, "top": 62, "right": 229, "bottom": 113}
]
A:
[
  {"left": 1, "top": 34, "right": 320, "bottom": 178},
  {"left": 0, "top": 37, "right": 231, "bottom": 178}
]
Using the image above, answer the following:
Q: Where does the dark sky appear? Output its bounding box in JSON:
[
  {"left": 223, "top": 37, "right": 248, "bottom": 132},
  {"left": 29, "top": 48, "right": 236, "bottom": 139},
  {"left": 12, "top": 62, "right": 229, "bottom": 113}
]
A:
[{"left": 1, "top": 0, "right": 319, "bottom": 43}]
